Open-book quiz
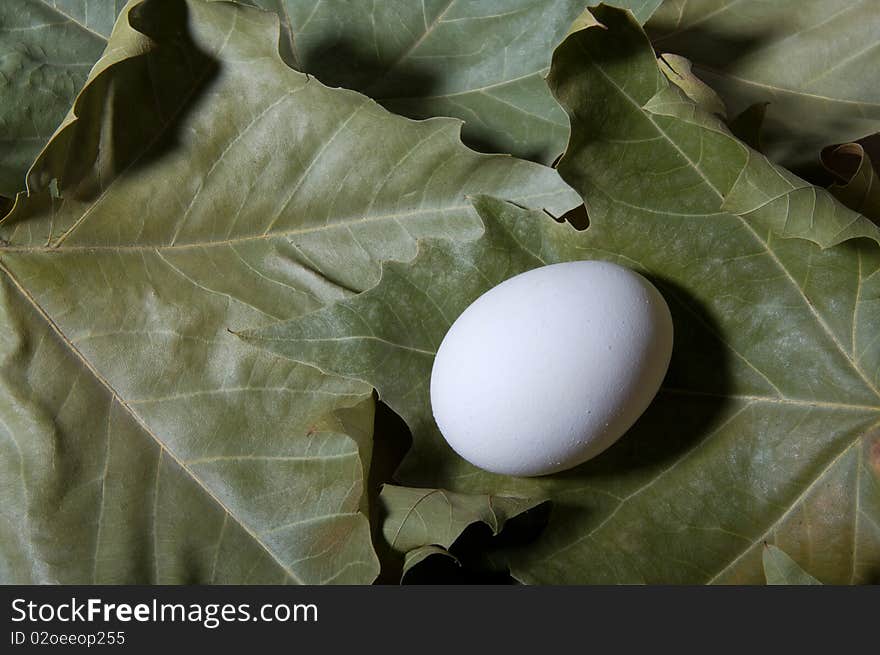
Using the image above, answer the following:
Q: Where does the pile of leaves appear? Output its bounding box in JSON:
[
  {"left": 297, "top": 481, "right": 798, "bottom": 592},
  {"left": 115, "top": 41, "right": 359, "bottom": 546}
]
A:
[{"left": 1, "top": 0, "right": 878, "bottom": 585}]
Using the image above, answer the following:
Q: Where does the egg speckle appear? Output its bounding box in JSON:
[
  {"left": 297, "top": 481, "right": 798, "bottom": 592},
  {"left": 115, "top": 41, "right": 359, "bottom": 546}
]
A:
[{"left": 429, "top": 261, "right": 673, "bottom": 477}]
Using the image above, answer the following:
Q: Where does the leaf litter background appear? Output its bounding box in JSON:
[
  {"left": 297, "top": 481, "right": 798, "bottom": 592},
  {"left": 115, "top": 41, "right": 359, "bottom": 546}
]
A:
[{"left": 1, "top": 0, "right": 879, "bottom": 584}]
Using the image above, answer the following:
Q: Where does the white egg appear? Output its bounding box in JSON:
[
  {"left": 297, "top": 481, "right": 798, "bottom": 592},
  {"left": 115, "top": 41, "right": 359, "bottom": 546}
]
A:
[{"left": 430, "top": 261, "right": 673, "bottom": 477}]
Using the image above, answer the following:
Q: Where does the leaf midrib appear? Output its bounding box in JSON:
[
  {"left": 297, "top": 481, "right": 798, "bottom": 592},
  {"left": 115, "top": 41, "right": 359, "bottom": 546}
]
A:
[
  {"left": 0, "top": 190, "right": 562, "bottom": 253},
  {"left": 660, "top": 388, "right": 880, "bottom": 412},
  {"left": 694, "top": 64, "right": 880, "bottom": 109},
  {"left": 36, "top": 0, "right": 108, "bottom": 43}
]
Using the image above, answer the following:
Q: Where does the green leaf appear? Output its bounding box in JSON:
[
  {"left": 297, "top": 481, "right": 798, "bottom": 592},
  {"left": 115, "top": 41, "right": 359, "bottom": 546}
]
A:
[
  {"left": 763, "top": 544, "right": 822, "bottom": 585},
  {"left": 646, "top": 0, "right": 880, "bottom": 170},
  {"left": 250, "top": 1, "right": 662, "bottom": 166},
  {"left": 243, "top": 191, "right": 880, "bottom": 584},
  {"left": 0, "top": 0, "right": 661, "bottom": 195},
  {"left": 0, "top": 0, "right": 575, "bottom": 583},
  {"left": 658, "top": 53, "right": 726, "bottom": 118},
  {"left": 0, "top": 1, "right": 127, "bottom": 196},
  {"left": 554, "top": 6, "right": 877, "bottom": 250},
  {"left": 380, "top": 484, "right": 546, "bottom": 579},
  {"left": 0, "top": 269, "right": 379, "bottom": 584},
  {"left": 241, "top": 9, "right": 880, "bottom": 584},
  {"left": 822, "top": 141, "right": 880, "bottom": 223},
  {"left": 257, "top": 0, "right": 586, "bottom": 164}
]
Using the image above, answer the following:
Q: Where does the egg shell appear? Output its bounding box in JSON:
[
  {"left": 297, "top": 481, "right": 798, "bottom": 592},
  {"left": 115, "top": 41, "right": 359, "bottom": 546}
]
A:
[{"left": 429, "top": 260, "right": 673, "bottom": 477}]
